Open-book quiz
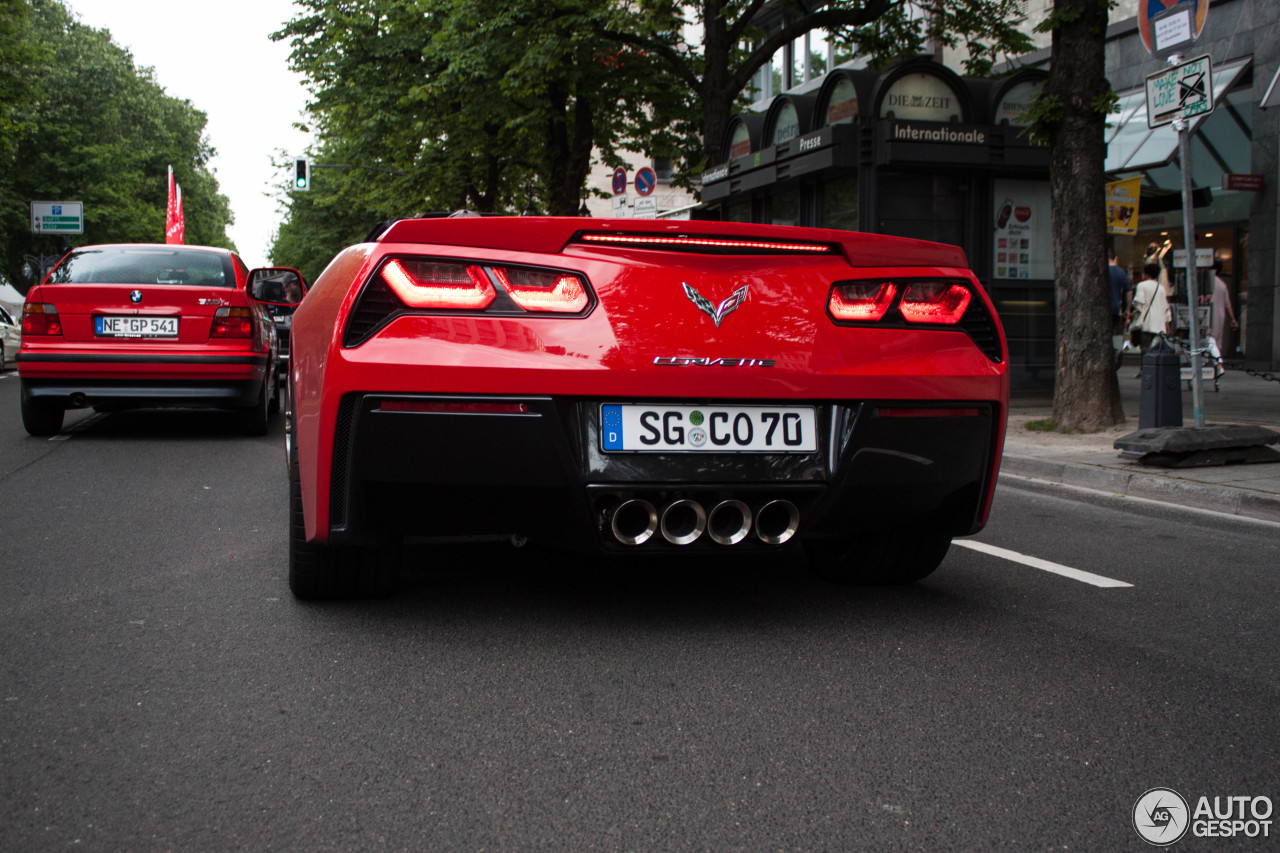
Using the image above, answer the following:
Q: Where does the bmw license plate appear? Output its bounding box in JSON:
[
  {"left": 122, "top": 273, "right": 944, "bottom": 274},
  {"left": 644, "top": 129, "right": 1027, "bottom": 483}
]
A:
[
  {"left": 601, "top": 404, "right": 817, "bottom": 452},
  {"left": 95, "top": 316, "right": 178, "bottom": 337}
]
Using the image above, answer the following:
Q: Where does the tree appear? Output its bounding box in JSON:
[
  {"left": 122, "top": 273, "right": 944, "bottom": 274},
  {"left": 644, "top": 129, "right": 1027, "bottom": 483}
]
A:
[
  {"left": 272, "top": 0, "right": 672, "bottom": 227},
  {"left": 1030, "top": 0, "right": 1124, "bottom": 431},
  {"left": 0, "top": 0, "right": 233, "bottom": 289}
]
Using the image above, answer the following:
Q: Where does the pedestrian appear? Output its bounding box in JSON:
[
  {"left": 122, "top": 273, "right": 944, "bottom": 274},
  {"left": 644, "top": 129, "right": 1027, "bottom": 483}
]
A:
[
  {"left": 1109, "top": 249, "right": 1132, "bottom": 370},
  {"left": 1109, "top": 249, "right": 1133, "bottom": 336},
  {"left": 1204, "top": 259, "right": 1238, "bottom": 356},
  {"left": 1129, "top": 261, "right": 1170, "bottom": 376}
]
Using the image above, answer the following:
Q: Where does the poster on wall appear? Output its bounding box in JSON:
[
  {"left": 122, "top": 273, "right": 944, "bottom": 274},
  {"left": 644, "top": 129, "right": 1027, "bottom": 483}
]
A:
[
  {"left": 992, "top": 179, "right": 1053, "bottom": 280},
  {"left": 1106, "top": 177, "right": 1142, "bottom": 235}
]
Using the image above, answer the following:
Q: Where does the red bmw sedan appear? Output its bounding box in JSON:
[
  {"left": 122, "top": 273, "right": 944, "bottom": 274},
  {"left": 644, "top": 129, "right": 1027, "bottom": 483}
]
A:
[
  {"left": 276, "top": 216, "right": 1009, "bottom": 598},
  {"left": 18, "top": 244, "right": 287, "bottom": 436}
]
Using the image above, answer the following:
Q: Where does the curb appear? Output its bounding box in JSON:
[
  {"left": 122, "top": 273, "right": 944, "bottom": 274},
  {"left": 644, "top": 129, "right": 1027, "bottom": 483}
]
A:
[{"left": 999, "top": 454, "right": 1280, "bottom": 524}]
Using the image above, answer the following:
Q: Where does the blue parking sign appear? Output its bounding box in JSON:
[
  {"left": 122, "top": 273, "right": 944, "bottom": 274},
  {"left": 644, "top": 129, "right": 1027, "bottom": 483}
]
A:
[{"left": 634, "top": 167, "right": 656, "bottom": 197}]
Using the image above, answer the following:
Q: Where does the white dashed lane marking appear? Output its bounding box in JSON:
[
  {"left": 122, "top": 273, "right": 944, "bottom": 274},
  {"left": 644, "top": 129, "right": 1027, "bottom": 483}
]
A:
[{"left": 954, "top": 540, "right": 1134, "bottom": 588}]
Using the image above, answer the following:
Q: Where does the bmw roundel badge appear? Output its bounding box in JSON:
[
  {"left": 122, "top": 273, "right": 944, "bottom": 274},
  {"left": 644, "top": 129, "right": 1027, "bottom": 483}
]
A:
[{"left": 129, "top": 290, "right": 142, "bottom": 303}]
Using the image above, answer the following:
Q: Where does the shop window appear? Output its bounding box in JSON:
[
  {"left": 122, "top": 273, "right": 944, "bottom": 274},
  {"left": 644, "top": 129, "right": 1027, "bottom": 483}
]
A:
[
  {"left": 879, "top": 72, "right": 963, "bottom": 122},
  {"left": 771, "top": 191, "right": 800, "bottom": 226},
  {"left": 822, "top": 175, "right": 859, "bottom": 231},
  {"left": 995, "top": 79, "right": 1044, "bottom": 126},
  {"left": 825, "top": 77, "right": 859, "bottom": 125},
  {"left": 769, "top": 102, "right": 802, "bottom": 145}
]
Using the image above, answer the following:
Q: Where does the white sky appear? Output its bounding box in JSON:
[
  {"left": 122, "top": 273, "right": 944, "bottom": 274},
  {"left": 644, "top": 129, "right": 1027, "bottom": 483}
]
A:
[{"left": 64, "top": 0, "right": 313, "bottom": 267}]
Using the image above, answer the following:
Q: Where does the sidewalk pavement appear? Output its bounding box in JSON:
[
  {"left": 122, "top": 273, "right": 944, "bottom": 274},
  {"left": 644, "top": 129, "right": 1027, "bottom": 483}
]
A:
[{"left": 1001, "top": 359, "right": 1280, "bottom": 523}]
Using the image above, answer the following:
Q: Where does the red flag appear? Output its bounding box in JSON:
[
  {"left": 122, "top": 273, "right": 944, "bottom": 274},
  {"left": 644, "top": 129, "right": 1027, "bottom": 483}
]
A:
[
  {"left": 165, "top": 163, "right": 180, "bottom": 242},
  {"left": 175, "top": 184, "right": 185, "bottom": 244}
]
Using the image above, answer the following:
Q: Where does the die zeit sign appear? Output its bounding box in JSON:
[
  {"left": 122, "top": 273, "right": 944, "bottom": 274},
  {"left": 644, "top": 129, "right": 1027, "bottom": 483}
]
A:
[{"left": 1146, "top": 55, "right": 1213, "bottom": 127}]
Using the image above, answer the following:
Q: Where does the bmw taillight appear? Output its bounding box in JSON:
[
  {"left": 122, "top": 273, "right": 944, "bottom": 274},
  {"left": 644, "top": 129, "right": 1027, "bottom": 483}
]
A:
[
  {"left": 211, "top": 306, "right": 253, "bottom": 338},
  {"left": 899, "top": 282, "right": 971, "bottom": 324},
  {"left": 492, "top": 267, "right": 588, "bottom": 313},
  {"left": 22, "top": 303, "right": 61, "bottom": 336},
  {"left": 828, "top": 283, "right": 897, "bottom": 322},
  {"left": 381, "top": 259, "right": 495, "bottom": 310}
]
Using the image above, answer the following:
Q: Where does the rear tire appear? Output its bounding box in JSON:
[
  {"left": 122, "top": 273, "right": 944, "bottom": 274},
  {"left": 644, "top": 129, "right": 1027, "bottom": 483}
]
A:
[
  {"left": 804, "top": 528, "right": 952, "bottom": 585},
  {"left": 240, "top": 377, "right": 271, "bottom": 436},
  {"left": 288, "top": 452, "right": 398, "bottom": 600},
  {"left": 20, "top": 381, "right": 64, "bottom": 437}
]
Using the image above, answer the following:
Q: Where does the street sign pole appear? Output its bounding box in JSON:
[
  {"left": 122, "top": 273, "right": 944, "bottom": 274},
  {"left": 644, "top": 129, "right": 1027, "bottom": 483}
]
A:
[
  {"left": 1176, "top": 116, "right": 1206, "bottom": 428},
  {"left": 1168, "top": 54, "right": 1205, "bottom": 428}
]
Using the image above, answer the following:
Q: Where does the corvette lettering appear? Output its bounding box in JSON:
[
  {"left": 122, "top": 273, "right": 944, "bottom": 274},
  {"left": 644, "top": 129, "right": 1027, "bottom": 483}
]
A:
[{"left": 654, "top": 357, "right": 776, "bottom": 367}]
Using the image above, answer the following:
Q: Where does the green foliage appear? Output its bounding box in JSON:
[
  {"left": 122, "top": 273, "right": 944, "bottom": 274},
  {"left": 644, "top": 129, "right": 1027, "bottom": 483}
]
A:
[
  {"left": 0, "top": 0, "right": 233, "bottom": 291},
  {"left": 269, "top": 0, "right": 677, "bottom": 272},
  {"left": 270, "top": 0, "right": 1036, "bottom": 261}
]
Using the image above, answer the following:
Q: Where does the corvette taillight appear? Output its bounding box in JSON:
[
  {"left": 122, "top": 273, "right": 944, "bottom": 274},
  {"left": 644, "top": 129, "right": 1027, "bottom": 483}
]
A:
[
  {"left": 493, "top": 267, "right": 588, "bottom": 313},
  {"left": 900, "top": 282, "right": 971, "bottom": 324},
  {"left": 212, "top": 306, "right": 253, "bottom": 338},
  {"left": 828, "top": 283, "right": 897, "bottom": 322},
  {"left": 22, "top": 303, "right": 62, "bottom": 336},
  {"left": 381, "top": 259, "right": 495, "bottom": 310}
]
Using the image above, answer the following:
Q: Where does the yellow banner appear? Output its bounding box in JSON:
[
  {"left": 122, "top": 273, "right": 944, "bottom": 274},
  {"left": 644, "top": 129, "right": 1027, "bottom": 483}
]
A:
[{"left": 1106, "top": 177, "right": 1142, "bottom": 235}]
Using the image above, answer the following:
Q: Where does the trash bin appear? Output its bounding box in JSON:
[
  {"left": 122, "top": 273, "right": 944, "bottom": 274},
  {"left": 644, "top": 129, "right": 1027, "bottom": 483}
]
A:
[{"left": 1139, "top": 337, "right": 1182, "bottom": 429}]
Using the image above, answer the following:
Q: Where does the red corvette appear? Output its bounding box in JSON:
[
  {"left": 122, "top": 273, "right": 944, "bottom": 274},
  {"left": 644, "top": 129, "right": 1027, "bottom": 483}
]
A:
[
  {"left": 19, "top": 244, "right": 285, "bottom": 436},
  {"left": 270, "top": 217, "right": 1008, "bottom": 599}
]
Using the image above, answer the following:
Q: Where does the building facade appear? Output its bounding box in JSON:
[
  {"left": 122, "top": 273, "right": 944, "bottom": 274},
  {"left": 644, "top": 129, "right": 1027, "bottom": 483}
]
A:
[{"left": 695, "top": 0, "right": 1280, "bottom": 390}]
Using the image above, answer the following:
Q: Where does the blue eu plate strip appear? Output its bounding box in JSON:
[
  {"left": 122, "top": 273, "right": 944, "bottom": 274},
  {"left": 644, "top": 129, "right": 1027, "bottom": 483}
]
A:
[{"left": 601, "top": 405, "right": 623, "bottom": 450}]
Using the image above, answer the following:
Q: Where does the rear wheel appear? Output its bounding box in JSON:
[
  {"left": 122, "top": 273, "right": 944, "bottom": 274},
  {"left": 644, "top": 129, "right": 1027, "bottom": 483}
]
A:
[
  {"left": 804, "top": 527, "right": 952, "bottom": 585},
  {"left": 20, "top": 381, "right": 64, "bottom": 436},
  {"left": 240, "top": 377, "right": 271, "bottom": 436},
  {"left": 288, "top": 453, "right": 398, "bottom": 600}
]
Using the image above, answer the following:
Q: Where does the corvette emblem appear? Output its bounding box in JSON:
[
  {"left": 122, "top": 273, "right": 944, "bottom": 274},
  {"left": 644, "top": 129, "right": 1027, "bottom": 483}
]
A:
[
  {"left": 683, "top": 282, "right": 748, "bottom": 327},
  {"left": 129, "top": 290, "right": 142, "bottom": 303}
]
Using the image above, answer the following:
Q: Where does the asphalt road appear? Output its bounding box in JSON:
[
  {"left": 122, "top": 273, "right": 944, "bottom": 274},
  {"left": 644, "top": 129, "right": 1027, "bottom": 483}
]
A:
[{"left": 1, "top": 371, "right": 1277, "bottom": 851}]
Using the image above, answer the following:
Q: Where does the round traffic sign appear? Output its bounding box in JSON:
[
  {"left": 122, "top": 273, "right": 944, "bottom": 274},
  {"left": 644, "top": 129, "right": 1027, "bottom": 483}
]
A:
[
  {"left": 635, "top": 167, "right": 657, "bottom": 197},
  {"left": 612, "top": 167, "right": 627, "bottom": 196},
  {"left": 1139, "top": 0, "right": 1208, "bottom": 56}
]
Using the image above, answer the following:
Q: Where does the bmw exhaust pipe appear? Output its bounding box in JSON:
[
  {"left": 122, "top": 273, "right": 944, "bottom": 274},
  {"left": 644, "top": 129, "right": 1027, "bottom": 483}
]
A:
[
  {"left": 755, "top": 499, "right": 800, "bottom": 545},
  {"left": 707, "top": 500, "right": 752, "bottom": 545},
  {"left": 660, "top": 499, "right": 706, "bottom": 545},
  {"left": 611, "top": 498, "right": 659, "bottom": 545}
]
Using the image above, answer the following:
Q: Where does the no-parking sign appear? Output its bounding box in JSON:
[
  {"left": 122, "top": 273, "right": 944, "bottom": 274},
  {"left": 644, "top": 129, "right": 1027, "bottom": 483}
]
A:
[
  {"left": 634, "top": 167, "right": 656, "bottom": 197},
  {"left": 1139, "top": 0, "right": 1208, "bottom": 57},
  {"left": 612, "top": 167, "right": 627, "bottom": 196}
]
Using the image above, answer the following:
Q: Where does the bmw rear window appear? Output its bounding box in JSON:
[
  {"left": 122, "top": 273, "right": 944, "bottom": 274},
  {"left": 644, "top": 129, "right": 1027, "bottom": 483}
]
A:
[{"left": 48, "top": 247, "right": 235, "bottom": 288}]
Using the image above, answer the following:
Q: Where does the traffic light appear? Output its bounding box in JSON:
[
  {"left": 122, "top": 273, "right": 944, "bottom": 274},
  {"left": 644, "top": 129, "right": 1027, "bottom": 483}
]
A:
[{"left": 293, "top": 157, "right": 310, "bottom": 191}]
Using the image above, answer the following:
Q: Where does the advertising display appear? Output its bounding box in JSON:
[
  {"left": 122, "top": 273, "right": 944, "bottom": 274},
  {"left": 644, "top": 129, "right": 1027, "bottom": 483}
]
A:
[
  {"left": 1106, "top": 177, "right": 1143, "bottom": 235},
  {"left": 992, "top": 179, "right": 1053, "bottom": 280}
]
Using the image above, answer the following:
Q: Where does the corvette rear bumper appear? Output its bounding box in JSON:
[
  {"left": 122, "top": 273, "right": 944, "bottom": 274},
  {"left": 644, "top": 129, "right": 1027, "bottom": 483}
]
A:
[{"left": 326, "top": 393, "right": 1002, "bottom": 551}]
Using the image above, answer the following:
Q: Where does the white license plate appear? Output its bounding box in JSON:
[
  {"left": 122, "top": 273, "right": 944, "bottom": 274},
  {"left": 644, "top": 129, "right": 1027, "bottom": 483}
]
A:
[
  {"left": 95, "top": 316, "right": 178, "bottom": 337},
  {"left": 601, "top": 404, "right": 817, "bottom": 452}
]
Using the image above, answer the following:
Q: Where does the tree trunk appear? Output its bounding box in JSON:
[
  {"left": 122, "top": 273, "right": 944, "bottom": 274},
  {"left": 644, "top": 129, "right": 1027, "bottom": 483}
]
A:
[
  {"left": 1045, "top": 0, "right": 1125, "bottom": 431},
  {"left": 699, "top": 0, "right": 733, "bottom": 168}
]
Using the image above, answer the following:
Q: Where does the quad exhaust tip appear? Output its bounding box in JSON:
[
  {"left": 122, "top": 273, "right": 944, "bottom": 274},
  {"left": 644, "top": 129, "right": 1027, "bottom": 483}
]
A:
[
  {"left": 605, "top": 495, "right": 799, "bottom": 547},
  {"left": 660, "top": 499, "right": 707, "bottom": 545},
  {"left": 754, "top": 499, "right": 800, "bottom": 545},
  {"left": 707, "top": 500, "right": 752, "bottom": 546},
  {"left": 611, "top": 498, "right": 658, "bottom": 545}
]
